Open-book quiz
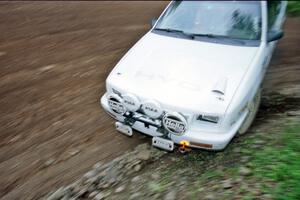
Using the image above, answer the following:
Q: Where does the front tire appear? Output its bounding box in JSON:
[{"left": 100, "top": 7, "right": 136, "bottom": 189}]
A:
[{"left": 238, "top": 89, "right": 261, "bottom": 135}]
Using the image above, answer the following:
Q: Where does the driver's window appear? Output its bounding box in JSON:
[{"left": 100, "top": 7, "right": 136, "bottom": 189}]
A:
[{"left": 267, "top": 0, "right": 281, "bottom": 31}]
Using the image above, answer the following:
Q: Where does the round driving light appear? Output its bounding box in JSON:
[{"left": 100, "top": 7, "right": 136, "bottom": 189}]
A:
[
  {"left": 107, "top": 94, "right": 126, "bottom": 115},
  {"left": 163, "top": 112, "right": 187, "bottom": 136},
  {"left": 142, "top": 100, "right": 163, "bottom": 119},
  {"left": 122, "top": 94, "right": 141, "bottom": 112}
]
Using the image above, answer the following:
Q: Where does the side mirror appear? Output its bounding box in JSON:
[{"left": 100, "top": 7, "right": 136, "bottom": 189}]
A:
[
  {"left": 267, "top": 30, "right": 284, "bottom": 43},
  {"left": 151, "top": 18, "right": 157, "bottom": 28}
]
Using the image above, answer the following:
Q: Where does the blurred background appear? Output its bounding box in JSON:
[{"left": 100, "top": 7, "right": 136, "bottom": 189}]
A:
[{"left": 0, "top": 1, "right": 299, "bottom": 200}]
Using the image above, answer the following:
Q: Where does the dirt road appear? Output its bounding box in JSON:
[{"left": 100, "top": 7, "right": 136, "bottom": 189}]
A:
[
  {"left": 0, "top": 2, "right": 299, "bottom": 200},
  {"left": 0, "top": 2, "right": 167, "bottom": 199}
]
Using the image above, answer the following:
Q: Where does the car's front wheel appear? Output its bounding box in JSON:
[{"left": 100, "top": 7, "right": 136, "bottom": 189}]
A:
[{"left": 238, "top": 89, "right": 261, "bottom": 135}]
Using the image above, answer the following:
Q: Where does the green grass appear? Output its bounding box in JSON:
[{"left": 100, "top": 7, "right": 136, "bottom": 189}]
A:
[
  {"left": 183, "top": 120, "right": 300, "bottom": 200},
  {"left": 252, "top": 122, "right": 300, "bottom": 200},
  {"left": 242, "top": 195, "right": 255, "bottom": 200},
  {"left": 287, "top": 1, "right": 300, "bottom": 16},
  {"left": 146, "top": 118, "right": 300, "bottom": 200},
  {"left": 148, "top": 181, "right": 168, "bottom": 193},
  {"left": 200, "top": 170, "right": 223, "bottom": 181}
]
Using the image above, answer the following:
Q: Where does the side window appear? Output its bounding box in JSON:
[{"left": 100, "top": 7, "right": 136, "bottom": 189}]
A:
[{"left": 267, "top": 0, "right": 282, "bottom": 30}]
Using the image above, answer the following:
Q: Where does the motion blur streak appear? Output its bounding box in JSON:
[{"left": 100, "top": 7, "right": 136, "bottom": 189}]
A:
[
  {"left": 0, "top": 2, "right": 299, "bottom": 200},
  {"left": 0, "top": 2, "right": 167, "bottom": 199}
]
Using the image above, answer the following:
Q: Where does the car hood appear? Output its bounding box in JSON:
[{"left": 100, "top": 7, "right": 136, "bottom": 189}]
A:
[{"left": 107, "top": 32, "right": 259, "bottom": 114}]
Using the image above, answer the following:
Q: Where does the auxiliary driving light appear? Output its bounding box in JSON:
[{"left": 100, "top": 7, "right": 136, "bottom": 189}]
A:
[
  {"left": 122, "top": 93, "right": 141, "bottom": 112},
  {"left": 163, "top": 112, "right": 188, "bottom": 135},
  {"left": 107, "top": 94, "right": 126, "bottom": 115},
  {"left": 142, "top": 100, "right": 163, "bottom": 119}
]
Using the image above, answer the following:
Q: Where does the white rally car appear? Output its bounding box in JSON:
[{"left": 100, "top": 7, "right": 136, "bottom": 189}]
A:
[{"left": 101, "top": 1, "right": 287, "bottom": 151}]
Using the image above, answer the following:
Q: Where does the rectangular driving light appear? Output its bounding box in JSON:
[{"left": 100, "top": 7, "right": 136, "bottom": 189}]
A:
[{"left": 197, "top": 115, "right": 220, "bottom": 124}]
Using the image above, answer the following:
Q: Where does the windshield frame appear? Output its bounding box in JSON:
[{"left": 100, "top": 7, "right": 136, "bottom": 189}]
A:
[{"left": 151, "top": 1, "right": 264, "bottom": 47}]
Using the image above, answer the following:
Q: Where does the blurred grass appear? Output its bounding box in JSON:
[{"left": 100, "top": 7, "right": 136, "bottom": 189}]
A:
[
  {"left": 145, "top": 118, "right": 300, "bottom": 200},
  {"left": 252, "top": 122, "right": 300, "bottom": 200},
  {"left": 288, "top": 1, "right": 300, "bottom": 16},
  {"left": 182, "top": 119, "right": 300, "bottom": 200}
]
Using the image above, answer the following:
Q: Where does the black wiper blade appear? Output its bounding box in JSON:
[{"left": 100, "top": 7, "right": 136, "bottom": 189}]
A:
[
  {"left": 153, "top": 28, "right": 184, "bottom": 33},
  {"left": 154, "top": 28, "right": 198, "bottom": 39},
  {"left": 154, "top": 29, "right": 245, "bottom": 44},
  {"left": 183, "top": 32, "right": 220, "bottom": 39},
  {"left": 154, "top": 30, "right": 217, "bottom": 39},
  {"left": 184, "top": 32, "right": 246, "bottom": 44}
]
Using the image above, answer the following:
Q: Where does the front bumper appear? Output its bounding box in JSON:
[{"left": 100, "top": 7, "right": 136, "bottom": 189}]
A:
[{"left": 101, "top": 93, "right": 247, "bottom": 150}]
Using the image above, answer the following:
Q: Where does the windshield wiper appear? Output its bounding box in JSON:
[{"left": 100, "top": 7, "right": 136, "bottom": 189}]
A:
[
  {"left": 153, "top": 28, "right": 184, "bottom": 33},
  {"left": 183, "top": 32, "right": 226, "bottom": 39},
  {"left": 154, "top": 29, "right": 217, "bottom": 38},
  {"left": 154, "top": 29, "right": 245, "bottom": 44},
  {"left": 154, "top": 28, "right": 197, "bottom": 39},
  {"left": 183, "top": 32, "right": 246, "bottom": 44}
]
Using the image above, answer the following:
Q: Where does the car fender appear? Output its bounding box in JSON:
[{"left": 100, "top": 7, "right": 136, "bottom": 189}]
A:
[{"left": 223, "top": 44, "right": 267, "bottom": 129}]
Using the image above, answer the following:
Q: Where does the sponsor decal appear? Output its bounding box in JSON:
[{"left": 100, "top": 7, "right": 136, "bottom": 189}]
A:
[
  {"left": 144, "top": 105, "right": 158, "bottom": 113},
  {"left": 135, "top": 70, "right": 202, "bottom": 91}
]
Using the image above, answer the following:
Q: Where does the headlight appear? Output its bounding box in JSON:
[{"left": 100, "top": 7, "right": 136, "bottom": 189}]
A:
[
  {"left": 163, "top": 112, "right": 188, "bottom": 135},
  {"left": 122, "top": 93, "right": 141, "bottom": 112},
  {"left": 142, "top": 100, "right": 163, "bottom": 119},
  {"left": 107, "top": 94, "right": 126, "bottom": 115},
  {"left": 197, "top": 114, "right": 220, "bottom": 124}
]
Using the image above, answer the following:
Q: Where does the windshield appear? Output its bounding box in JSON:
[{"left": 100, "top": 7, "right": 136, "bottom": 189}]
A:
[{"left": 154, "top": 1, "right": 262, "bottom": 41}]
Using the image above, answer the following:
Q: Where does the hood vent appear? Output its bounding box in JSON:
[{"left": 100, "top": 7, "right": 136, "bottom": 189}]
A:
[{"left": 212, "top": 77, "right": 227, "bottom": 95}]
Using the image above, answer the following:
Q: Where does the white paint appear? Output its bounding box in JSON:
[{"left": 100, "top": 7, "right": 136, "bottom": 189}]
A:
[{"left": 101, "top": 1, "right": 287, "bottom": 150}]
